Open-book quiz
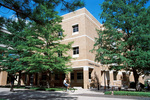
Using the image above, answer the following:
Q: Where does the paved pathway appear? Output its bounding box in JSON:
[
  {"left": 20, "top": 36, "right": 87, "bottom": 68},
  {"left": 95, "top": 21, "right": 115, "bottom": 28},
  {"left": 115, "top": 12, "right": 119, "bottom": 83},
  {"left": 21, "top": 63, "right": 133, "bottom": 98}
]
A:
[{"left": 0, "top": 88, "right": 150, "bottom": 100}]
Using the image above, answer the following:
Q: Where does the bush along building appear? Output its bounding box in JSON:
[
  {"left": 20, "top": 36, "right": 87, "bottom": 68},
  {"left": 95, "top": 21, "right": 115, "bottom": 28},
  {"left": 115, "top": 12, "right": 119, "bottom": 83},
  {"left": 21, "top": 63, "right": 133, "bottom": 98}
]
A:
[{"left": 0, "top": 8, "right": 146, "bottom": 89}]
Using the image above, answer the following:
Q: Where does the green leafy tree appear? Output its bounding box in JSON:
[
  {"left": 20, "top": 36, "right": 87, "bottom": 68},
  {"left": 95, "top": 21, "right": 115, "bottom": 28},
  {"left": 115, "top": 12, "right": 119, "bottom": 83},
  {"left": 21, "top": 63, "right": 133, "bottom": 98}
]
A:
[
  {"left": 92, "top": 0, "right": 150, "bottom": 90},
  {"left": 0, "top": 0, "right": 84, "bottom": 87},
  {"left": 0, "top": 17, "right": 6, "bottom": 60},
  {"left": 21, "top": 21, "right": 73, "bottom": 87},
  {"left": 0, "top": 0, "right": 84, "bottom": 25},
  {"left": 0, "top": 18, "right": 29, "bottom": 86}
]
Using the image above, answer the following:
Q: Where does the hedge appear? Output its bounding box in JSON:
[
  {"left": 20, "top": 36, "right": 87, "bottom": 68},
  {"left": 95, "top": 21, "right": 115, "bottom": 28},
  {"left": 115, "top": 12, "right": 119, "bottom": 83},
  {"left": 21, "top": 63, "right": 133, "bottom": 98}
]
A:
[{"left": 105, "top": 91, "right": 150, "bottom": 97}]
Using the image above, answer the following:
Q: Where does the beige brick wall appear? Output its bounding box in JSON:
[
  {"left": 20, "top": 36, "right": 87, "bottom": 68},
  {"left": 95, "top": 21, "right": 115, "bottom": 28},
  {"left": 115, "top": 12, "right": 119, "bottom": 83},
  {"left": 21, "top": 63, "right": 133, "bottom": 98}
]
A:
[{"left": 0, "top": 71, "right": 8, "bottom": 86}]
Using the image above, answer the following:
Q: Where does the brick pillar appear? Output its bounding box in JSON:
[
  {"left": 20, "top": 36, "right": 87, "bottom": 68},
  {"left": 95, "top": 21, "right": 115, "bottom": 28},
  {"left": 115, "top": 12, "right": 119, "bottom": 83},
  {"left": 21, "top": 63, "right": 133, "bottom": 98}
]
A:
[
  {"left": 67, "top": 72, "right": 71, "bottom": 84},
  {"left": 83, "top": 66, "right": 89, "bottom": 89},
  {"left": 101, "top": 71, "right": 104, "bottom": 86},
  {"left": 21, "top": 74, "right": 25, "bottom": 85},
  {"left": 0, "top": 71, "right": 8, "bottom": 86},
  {"left": 109, "top": 71, "right": 114, "bottom": 86}
]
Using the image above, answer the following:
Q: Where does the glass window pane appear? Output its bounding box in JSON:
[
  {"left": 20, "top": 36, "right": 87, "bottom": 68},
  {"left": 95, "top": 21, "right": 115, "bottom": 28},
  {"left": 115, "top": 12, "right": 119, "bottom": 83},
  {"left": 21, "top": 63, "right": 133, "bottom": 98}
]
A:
[
  {"left": 71, "top": 73, "right": 74, "bottom": 80},
  {"left": 77, "top": 72, "right": 83, "bottom": 79},
  {"left": 73, "top": 47, "right": 79, "bottom": 55},
  {"left": 72, "top": 25, "right": 79, "bottom": 33}
]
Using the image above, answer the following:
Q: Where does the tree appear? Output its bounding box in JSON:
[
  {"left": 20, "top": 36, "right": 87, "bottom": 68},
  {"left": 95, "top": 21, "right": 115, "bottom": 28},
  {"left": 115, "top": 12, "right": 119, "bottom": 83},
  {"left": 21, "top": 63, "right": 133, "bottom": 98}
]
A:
[
  {"left": 0, "top": 0, "right": 84, "bottom": 87},
  {"left": 0, "top": 0, "right": 84, "bottom": 25},
  {"left": 0, "top": 18, "right": 29, "bottom": 86},
  {"left": 18, "top": 15, "right": 73, "bottom": 87},
  {"left": 92, "top": 0, "right": 150, "bottom": 90}
]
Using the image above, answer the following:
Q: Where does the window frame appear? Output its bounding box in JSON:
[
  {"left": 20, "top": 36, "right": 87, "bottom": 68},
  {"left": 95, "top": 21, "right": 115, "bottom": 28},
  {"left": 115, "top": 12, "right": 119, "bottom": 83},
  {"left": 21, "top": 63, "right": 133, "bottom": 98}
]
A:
[
  {"left": 72, "top": 46, "right": 79, "bottom": 58},
  {"left": 89, "top": 72, "right": 91, "bottom": 79},
  {"left": 58, "top": 32, "right": 63, "bottom": 36},
  {"left": 71, "top": 73, "right": 74, "bottom": 80},
  {"left": 72, "top": 24, "right": 79, "bottom": 35},
  {"left": 77, "top": 72, "right": 83, "bottom": 80}
]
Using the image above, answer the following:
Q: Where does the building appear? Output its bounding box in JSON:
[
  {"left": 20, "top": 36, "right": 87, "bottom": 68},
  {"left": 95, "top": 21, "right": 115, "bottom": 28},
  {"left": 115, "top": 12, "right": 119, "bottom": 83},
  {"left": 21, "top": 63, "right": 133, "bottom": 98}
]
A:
[
  {"left": 0, "top": 8, "right": 145, "bottom": 89},
  {"left": 60, "top": 8, "right": 102, "bottom": 89}
]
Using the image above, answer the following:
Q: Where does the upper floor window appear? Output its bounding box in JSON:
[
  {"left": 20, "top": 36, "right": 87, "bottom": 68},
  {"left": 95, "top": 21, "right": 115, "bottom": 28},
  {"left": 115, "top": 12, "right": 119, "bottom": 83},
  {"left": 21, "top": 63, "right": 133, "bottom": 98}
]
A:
[
  {"left": 72, "top": 24, "right": 79, "bottom": 33},
  {"left": 73, "top": 47, "right": 79, "bottom": 55}
]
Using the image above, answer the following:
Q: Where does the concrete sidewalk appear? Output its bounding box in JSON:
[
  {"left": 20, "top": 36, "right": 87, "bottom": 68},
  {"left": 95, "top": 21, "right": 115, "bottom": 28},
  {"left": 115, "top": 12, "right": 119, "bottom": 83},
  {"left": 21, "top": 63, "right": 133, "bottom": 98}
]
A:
[
  {"left": 0, "top": 88, "right": 150, "bottom": 100},
  {"left": 70, "top": 88, "right": 105, "bottom": 95}
]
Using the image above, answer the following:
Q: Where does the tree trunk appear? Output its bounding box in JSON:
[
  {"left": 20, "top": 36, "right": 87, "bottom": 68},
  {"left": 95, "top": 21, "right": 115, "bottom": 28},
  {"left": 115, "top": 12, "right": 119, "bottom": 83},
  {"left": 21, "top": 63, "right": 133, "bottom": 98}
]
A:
[
  {"left": 46, "top": 71, "right": 50, "bottom": 88},
  {"left": 17, "top": 71, "right": 22, "bottom": 87},
  {"left": 133, "top": 69, "right": 139, "bottom": 91}
]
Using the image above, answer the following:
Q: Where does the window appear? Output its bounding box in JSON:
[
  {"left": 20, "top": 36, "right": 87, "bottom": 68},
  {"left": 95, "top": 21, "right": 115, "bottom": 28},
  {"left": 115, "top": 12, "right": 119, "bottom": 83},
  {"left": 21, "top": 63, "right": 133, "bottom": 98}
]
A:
[
  {"left": 89, "top": 72, "right": 91, "bottom": 79},
  {"left": 58, "top": 32, "right": 63, "bottom": 36},
  {"left": 73, "top": 47, "right": 79, "bottom": 55},
  {"left": 113, "top": 71, "right": 118, "bottom": 80},
  {"left": 77, "top": 72, "right": 83, "bottom": 79},
  {"left": 55, "top": 74, "right": 60, "bottom": 80},
  {"left": 71, "top": 73, "right": 74, "bottom": 80},
  {"left": 62, "top": 74, "right": 65, "bottom": 80},
  {"left": 41, "top": 74, "right": 47, "bottom": 80},
  {"left": 72, "top": 24, "right": 79, "bottom": 33}
]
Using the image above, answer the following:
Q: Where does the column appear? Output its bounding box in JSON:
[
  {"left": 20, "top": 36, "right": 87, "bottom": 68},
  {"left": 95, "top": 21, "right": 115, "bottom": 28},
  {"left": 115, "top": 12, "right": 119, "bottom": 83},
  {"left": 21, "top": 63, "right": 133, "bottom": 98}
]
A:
[
  {"left": 0, "top": 71, "right": 8, "bottom": 86},
  {"left": 21, "top": 74, "right": 25, "bottom": 85},
  {"left": 67, "top": 72, "right": 71, "bottom": 84},
  {"left": 109, "top": 71, "right": 114, "bottom": 86},
  {"left": 83, "top": 66, "right": 89, "bottom": 89}
]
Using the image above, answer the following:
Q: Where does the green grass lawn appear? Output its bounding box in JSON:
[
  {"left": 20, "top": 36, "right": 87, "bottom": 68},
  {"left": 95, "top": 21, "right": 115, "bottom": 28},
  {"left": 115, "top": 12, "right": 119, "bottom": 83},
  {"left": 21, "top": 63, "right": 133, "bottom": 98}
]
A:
[{"left": 105, "top": 91, "right": 150, "bottom": 97}]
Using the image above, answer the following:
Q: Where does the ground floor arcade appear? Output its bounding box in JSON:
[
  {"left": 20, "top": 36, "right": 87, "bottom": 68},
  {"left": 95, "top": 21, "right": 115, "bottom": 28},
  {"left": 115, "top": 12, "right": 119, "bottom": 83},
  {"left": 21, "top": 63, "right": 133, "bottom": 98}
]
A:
[{"left": 0, "top": 67, "right": 145, "bottom": 89}]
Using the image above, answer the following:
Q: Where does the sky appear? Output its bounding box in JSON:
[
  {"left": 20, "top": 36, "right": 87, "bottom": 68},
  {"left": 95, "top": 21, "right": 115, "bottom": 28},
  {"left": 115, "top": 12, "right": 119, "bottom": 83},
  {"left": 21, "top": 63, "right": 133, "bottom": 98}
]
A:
[
  {"left": 56, "top": 0, "right": 105, "bottom": 24},
  {"left": 0, "top": 0, "right": 150, "bottom": 24}
]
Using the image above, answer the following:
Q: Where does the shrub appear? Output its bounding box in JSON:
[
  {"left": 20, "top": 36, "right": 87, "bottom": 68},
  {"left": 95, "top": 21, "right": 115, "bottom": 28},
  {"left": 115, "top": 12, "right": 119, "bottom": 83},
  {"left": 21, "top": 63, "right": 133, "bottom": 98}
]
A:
[
  {"left": 129, "top": 82, "right": 145, "bottom": 89},
  {"left": 105, "top": 91, "right": 111, "bottom": 95},
  {"left": 106, "top": 91, "right": 150, "bottom": 97},
  {"left": 46, "top": 88, "right": 63, "bottom": 91}
]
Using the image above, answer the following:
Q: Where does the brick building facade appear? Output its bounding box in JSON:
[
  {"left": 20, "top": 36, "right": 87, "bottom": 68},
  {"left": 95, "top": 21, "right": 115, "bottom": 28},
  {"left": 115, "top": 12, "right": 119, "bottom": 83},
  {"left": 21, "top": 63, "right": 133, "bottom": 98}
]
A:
[{"left": 0, "top": 8, "right": 145, "bottom": 89}]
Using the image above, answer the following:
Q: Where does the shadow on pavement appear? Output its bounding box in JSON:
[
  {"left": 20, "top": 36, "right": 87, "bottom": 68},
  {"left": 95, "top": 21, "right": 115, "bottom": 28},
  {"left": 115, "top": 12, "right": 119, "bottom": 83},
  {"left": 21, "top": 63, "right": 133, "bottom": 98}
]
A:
[{"left": 0, "top": 90, "right": 78, "bottom": 100}]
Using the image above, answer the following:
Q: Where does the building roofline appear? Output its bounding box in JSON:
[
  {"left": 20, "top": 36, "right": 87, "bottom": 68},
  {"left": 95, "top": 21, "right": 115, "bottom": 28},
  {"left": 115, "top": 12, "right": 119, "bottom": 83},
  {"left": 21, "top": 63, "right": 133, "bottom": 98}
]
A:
[
  {"left": 61, "top": 7, "right": 86, "bottom": 17},
  {"left": 62, "top": 7, "right": 102, "bottom": 27}
]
